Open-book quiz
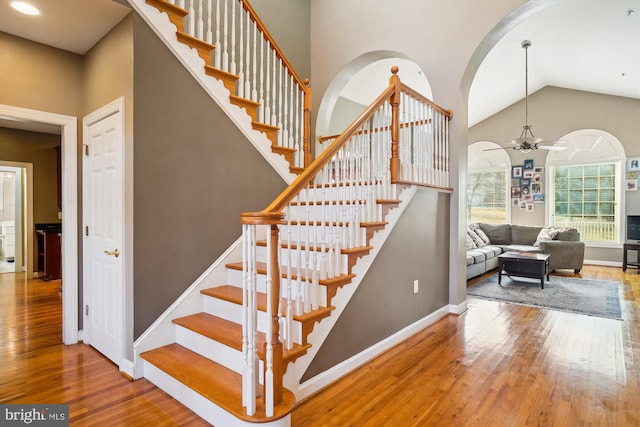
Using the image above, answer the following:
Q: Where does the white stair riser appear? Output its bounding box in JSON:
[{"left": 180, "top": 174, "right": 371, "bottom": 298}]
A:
[
  {"left": 293, "top": 184, "right": 383, "bottom": 202},
  {"left": 286, "top": 203, "right": 375, "bottom": 223},
  {"left": 227, "top": 267, "right": 344, "bottom": 297},
  {"left": 175, "top": 324, "right": 245, "bottom": 375},
  {"left": 256, "top": 245, "right": 349, "bottom": 274},
  {"left": 201, "top": 294, "right": 305, "bottom": 345},
  {"left": 284, "top": 225, "right": 367, "bottom": 249},
  {"left": 201, "top": 294, "right": 312, "bottom": 348}
]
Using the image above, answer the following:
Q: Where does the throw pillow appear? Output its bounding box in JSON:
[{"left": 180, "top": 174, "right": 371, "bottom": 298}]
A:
[
  {"left": 534, "top": 227, "right": 561, "bottom": 246},
  {"left": 474, "top": 228, "right": 491, "bottom": 245},
  {"left": 466, "top": 232, "right": 477, "bottom": 250},
  {"left": 467, "top": 228, "right": 485, "bottom": 248}
]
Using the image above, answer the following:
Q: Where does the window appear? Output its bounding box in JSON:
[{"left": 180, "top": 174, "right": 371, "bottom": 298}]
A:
[
  {"left": 547, "top": 130, "right": 624, "bottom": 244},
  {"left": 467, "top": 142, "right": 510, "bottom": 224}
]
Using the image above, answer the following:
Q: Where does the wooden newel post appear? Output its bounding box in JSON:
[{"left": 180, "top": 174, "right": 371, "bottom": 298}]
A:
[
  {"left": 389, "top": 66, "right": 401, "bottom": 182},
  {"left": 267, "top": 223, "right": 283, "bottom": 405},
  {"left": 303, "top": 79, "right": 312, "bottom": 168}
]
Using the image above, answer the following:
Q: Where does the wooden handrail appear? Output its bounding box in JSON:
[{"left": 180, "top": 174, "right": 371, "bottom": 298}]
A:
[
  {"left": 318, "top": 118, "right": 435, "bottom": 143},
  {"left": 399, "top": 83, "right": 454, "bottom": 120},
  {"left": 240, "top": 83, "right": 396, "bottom": 224},
  {"left": 241, "top": 0, "right": 308, "bottom": 90}
]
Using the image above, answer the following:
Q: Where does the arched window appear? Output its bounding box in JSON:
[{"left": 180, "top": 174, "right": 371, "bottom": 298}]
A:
[
  {"left": 546, "top": 129, "right": 625, "bottom": 244},
  {"left": 467, "top": 141, "right": 511, "bottom": 224}
]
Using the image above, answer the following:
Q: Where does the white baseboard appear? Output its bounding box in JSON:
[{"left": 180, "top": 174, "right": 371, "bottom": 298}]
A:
[
  {"left": 449, "top": 300, "right": 468, "bottom": 315},
  {"left": 584, "top": 259, "right": 622, "bottom": 267},
  {"left": 296, "top": 305, "right": 450, "bottom": 401}
]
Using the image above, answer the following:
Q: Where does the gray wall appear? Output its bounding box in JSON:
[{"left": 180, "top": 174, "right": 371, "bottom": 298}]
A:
[
  {"left": 303, "top": 189, "right": 450, "bottom": 381},
  {"left": 328, "top": 96, "right": 367, "bottom": 136},
  {"left": 133, "top": 15, "right": 288, "bottom": 338},
  {"left": 250, "top": 0, "right": 310, "bottom": 82},
  {"left": 469, "top": 86, "right": 640, "bottom": 264},
  {"left": 0, "top": 129, "right": 60, "bottom": 224}
]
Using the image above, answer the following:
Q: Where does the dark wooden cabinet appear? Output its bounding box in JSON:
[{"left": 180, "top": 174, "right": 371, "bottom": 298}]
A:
[{"left": 37, "top": 230, "right": 61, "bottom": 281}]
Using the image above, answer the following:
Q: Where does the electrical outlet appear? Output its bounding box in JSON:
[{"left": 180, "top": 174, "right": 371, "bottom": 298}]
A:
[{"left": 413, "top": 279, "right": 419, "bottom": 294}]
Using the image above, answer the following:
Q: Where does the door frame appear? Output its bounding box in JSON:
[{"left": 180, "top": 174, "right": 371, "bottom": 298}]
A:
[
  {"left": 0, "top": 162, "right": 33, "bottom": 276},
  {"left": 0, "top": 104, "right": 78, "bottom": 345}
]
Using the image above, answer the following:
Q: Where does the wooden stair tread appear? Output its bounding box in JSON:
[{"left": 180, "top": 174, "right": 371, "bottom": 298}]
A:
[
  {"left": 201, "top": 286, "right": 335, "bottom": 324},
  {"left": 256, "top": 239, "right": 372, "bottom": 254},
  {"left": 224, "top": 262, "right": 355, "bottom": 286},
  {"left": 140, "top": 343, "right": 295, "bottom": 422},
  {"left": 173, "top": 313, "right": 310, "bottom": 362}
]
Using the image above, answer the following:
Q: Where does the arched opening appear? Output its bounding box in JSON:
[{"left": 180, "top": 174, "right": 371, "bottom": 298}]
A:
[{"left": 315, "top": 52, "right": 432, "bottom": 155}]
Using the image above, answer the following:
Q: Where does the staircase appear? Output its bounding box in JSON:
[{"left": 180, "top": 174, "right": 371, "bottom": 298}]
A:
[
  {"left": 139, "top": 182, "right": 404, "bottom": 425},
  {"left": 139, "top": 0, "right": 311, "bottom": 181},
  {"left": 129, "top": 0, "right": 454, "bottom": 425}
]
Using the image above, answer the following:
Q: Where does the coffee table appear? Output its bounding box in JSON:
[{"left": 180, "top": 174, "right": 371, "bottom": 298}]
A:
[{"left": 498, "top": 252, "right": 550, "bottom": 289}]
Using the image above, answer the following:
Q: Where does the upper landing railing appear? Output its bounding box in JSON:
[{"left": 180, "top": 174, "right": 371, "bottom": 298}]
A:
[{"left": 239, "top": 67, "right": 453, "bottom": 417}]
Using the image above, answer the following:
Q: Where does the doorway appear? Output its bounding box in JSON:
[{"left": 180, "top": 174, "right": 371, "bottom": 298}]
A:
[
  {"left": 0, "top": 104, "right": 78, "bottom": 345},
  {"left": 0, "top": 163, "right": 32, "bottom": 276}
]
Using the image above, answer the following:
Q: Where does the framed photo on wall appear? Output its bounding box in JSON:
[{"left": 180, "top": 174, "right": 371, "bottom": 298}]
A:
[
  {"left": 524, "top": 159, "right": 534, "bottom": 170},
  {"left": 512, "top": 166, "right": 523, "bottom": 178},
  {"left": 628, "top": 157, "right": 640, "bottom": 172}
]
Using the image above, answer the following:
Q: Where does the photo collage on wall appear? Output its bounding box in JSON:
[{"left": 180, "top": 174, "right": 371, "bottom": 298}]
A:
[
  {"left": 511, "top": 159, "right": 544, "bottom": 212},
  {"left": 627, "top": 157, "right": 639, "bottom": 191}
]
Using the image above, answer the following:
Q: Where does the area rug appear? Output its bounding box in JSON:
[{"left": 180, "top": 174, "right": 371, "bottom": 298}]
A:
[{"left": 467, "top": 274, "right": 622, "bottom": 320}]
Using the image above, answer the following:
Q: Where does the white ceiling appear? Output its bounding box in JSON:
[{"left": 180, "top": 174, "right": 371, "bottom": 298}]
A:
[
  {"left": 0, "top": 0, "right": 638, "bottom": 132},
  {"left": 469, "top": 0, "right": 640, "bottom": 126},
  {"left": 0, "top": 0, "right": 130, "bottom": 55}
]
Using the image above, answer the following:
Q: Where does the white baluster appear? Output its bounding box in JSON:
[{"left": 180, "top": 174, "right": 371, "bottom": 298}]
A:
[
  {"left": 251, "top": 20, "right": 258, "bottom": 102},
  {"left": 221, "top": 0, "right": 228, "bottom": 72},
  {"left": 242, "top": 224, "right": 257, "bottom": 415},
  {"left": 230, "top": 0, "right": 236, "bottom": 75},
  {"left": 244, "top": 13, "right": 251, "bottom": 98},
  {"left": 206, "top": 0, "right": 212, "bottom": 44},
  {"left": 264, "top": 44, "right": 271, "bottom": 126},
  {"left": 277, "top": 62, "right": 283, "bottom": 147},
  {"left": 214, "top": 0, "right": 221, "bottom": 68},
  {"left": 258, "top": 34, "right": 265, "bottom": 122},
  {"left": 264, "top": 225, "right": 274, "bottom": 417},
  {"left": 237, "top": 2, "right": 244, "bottom": 98},
  {"left": 187, "top": 0, "right": 195, "bottom": 36},
  {"left": 196, "top": 0, "right": 203, "bottom": 40},
  {"left": 285, "top": 207, "right": 293, "bottom": 350}
]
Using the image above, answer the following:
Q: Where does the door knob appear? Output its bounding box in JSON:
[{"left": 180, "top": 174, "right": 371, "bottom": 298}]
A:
[{"left": 104, "top": 248, "right": 120, "bottom": 258}]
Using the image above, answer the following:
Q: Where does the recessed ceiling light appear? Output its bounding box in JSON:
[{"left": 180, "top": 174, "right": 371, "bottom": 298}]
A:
[{"left": 10, "top": 1, "right": 40, "bottom": 16}]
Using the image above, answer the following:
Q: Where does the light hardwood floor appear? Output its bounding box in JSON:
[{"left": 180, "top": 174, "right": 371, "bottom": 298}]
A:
[{"left": 1, "top": 266, "right": 639, "bottom": 426}]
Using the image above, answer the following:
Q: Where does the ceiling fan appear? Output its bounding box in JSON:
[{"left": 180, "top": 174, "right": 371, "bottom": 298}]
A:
[{"left": 485, "top": 40, "right": 566, "bottom": 153}]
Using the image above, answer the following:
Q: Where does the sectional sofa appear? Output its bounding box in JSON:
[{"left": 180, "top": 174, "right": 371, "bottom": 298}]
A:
[{"left": 466, "top": 223, "right": 585, "bottom": 280}]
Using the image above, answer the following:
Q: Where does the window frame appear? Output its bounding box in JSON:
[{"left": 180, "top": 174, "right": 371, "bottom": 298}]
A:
[
  {"left": 467, "top": 142, "right": 511, "bottom": 225},
  {"left": 545, "top": 129, "right": 625, "bottom": 247}
]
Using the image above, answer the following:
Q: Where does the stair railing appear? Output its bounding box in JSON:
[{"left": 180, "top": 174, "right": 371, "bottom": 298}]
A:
[
  {"left": 156, "top": 0, "right": 312, "bottom": 167},
  {"left": 239, "top": 67, "right": 453, "bottom": 416}
]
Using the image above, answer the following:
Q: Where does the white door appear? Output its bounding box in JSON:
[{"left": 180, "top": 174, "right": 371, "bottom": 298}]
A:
[{"left": 83, "top": 105, "right": 124, "bottom": 365}]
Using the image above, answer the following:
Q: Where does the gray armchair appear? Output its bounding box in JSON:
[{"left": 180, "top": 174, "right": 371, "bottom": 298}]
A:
[{"left": 538, "top": 239, "right": 585, "bottom": 273}]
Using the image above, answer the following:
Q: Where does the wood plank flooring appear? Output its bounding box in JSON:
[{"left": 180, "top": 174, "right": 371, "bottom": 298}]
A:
[{"left": 1, "top": 266, "right": 639, "bottom": 426}]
